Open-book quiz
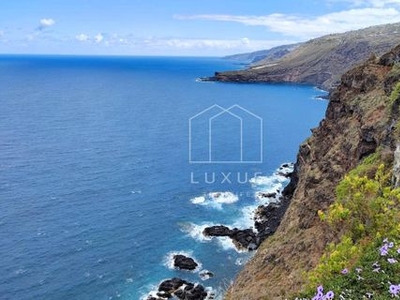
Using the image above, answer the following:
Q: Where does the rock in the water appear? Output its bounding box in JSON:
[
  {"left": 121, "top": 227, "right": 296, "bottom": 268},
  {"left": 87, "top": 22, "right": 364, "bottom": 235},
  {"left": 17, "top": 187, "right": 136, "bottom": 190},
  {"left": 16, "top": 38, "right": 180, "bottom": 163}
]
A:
[
  {"left": 154, "top": 277, "right": 208, "bottom": 300},
  {"left": 173, "top": 254, "right": 199, "bottom": 271},
  {"left": 203, "top": 225, "right": 258, "bottom": 251},
  {"left": 203, "top": 225, "right": 232, "bottom": 237},
  {"left": 159, "top": 277, "right": 188, "bottom": 296},
  {"left": 176, "top": 283, "right": 208, "bottom": 300},
  {"left": 258, "top": 192, "right": 277, "bottom": 198},
  {"left": 199, "top": 270, "right": 214, "bottom": 281},
  {"left": 277, "top": 171, "right": 292, "bottom": 178}
]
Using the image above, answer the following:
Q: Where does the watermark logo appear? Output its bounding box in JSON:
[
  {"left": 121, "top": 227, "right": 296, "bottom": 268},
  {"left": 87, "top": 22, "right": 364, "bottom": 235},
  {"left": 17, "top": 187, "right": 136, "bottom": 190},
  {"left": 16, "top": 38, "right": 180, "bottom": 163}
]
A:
[{"left": 189, "top": 104, "right": 263, "bottom": 163}]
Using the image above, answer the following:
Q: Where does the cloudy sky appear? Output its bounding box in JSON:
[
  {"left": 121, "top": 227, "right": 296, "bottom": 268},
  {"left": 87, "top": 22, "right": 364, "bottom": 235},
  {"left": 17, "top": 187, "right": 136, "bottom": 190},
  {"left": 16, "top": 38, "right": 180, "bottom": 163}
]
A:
[{"left": 1, "top": 0, "right": 400, "bottom": 56}]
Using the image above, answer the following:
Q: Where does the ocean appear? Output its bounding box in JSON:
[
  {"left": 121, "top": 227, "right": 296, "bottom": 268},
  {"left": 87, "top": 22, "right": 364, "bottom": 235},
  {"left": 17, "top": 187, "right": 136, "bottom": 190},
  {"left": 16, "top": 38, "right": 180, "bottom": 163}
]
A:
[{"left": 0, "top": 55, "right": 327, "bottom": 300}]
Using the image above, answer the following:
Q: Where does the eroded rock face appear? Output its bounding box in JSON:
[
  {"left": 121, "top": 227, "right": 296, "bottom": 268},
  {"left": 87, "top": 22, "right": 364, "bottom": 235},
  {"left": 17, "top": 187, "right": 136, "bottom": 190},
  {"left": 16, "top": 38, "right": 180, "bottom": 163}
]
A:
[{"left": 225, "top": 44, "right": 400, "bottom": 300}]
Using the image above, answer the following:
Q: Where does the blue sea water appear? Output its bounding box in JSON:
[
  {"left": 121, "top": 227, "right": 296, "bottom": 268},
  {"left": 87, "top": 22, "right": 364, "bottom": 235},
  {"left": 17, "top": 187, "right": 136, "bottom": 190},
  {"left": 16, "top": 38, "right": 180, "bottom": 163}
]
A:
[{"left": 0, "top": 55, "right": 327, "bottom": 300}]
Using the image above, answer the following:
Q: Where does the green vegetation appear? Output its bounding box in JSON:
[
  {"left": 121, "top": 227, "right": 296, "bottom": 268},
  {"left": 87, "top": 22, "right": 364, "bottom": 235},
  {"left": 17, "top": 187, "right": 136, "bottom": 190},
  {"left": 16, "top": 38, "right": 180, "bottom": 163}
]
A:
[{"left": 297, "top": 153, "right": 400, "bottom": 299}]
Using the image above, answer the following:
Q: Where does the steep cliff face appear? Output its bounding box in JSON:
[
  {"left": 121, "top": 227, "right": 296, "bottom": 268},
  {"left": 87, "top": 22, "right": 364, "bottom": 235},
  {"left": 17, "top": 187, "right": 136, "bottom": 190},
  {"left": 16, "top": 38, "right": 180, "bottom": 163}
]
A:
[{"left": 225, "top": 46, "right": 400, "bottom": 300}]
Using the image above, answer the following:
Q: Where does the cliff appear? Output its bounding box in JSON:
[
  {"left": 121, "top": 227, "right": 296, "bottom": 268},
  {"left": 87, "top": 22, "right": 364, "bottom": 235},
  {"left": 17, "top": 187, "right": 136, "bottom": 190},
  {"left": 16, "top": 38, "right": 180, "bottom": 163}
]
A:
[
  {"left": 225, "top": 45, "right": 400, "bottom": 299},
  {"left": 208, "top": 22, "right": 400, "bottom": 90}
]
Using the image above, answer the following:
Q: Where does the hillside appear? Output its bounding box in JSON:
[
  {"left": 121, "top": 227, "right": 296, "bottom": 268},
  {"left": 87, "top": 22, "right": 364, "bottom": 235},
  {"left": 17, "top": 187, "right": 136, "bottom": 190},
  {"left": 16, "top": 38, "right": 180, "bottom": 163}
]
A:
[
  {"left": 207, "top": 22, "right": 400, "bottom": 90},
  {"left": 225, "top": 44, "right": 400, "bottom": 299},
  {"left": 224, "top": 43, "right": 300, "bottom": 64}
]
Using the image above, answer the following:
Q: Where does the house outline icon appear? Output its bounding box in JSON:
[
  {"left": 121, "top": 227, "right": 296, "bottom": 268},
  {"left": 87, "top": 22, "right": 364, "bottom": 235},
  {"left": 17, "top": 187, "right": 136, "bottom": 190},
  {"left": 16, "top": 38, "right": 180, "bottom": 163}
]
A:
[{"left": 189, "top": 104, "right": 263, "bottom": 163}]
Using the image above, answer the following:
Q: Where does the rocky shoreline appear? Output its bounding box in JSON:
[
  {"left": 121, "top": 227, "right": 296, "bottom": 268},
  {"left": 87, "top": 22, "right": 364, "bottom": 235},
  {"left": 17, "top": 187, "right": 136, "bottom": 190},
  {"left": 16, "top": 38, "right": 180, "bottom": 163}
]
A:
[
  {"left": 147, "top": 278, "right": 210, "bottom": 300},
  {"left": 201, "top": 163, "right": 295, "bottom": 252},
  {"left": 145, "top": 163, "right": 295, "bottom": 300}
]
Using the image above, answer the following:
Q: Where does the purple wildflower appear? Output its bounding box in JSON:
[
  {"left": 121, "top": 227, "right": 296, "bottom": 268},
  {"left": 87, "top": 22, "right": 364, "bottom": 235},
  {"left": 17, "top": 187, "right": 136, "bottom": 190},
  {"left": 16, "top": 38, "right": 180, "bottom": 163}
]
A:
[
  {"left": 380, "top": 244, "right": 389, "bottom": 256},
  {"left": 312, "top": 292, "right": 323, "bottom": 300},
  {"left": 388, "top": 258, "right": 398, "bottom": 264},
  {"left": 389, "top": 284, "right": 400, "bottom": 296},
  {"left": 341, "top": 268, "right": 349, "bottom": 274},
  {"left": 389, "top": 242, "right": 395, "bottom": 248},
  {"left": 397, "top": 248, "right": 400, "bottom": 254},
  {"left": 325, "top": 291, "right": 334, "bottom": 299},
  {"left": 312, "top": 286, "right": 335, "bottom": 300}
]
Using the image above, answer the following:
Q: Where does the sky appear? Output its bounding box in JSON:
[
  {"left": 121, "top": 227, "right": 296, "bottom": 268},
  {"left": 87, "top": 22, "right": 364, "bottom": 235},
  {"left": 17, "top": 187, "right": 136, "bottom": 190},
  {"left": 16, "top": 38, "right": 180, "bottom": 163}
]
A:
[{"left": 1, "top": 0, "right": 400, "bottom": 56}]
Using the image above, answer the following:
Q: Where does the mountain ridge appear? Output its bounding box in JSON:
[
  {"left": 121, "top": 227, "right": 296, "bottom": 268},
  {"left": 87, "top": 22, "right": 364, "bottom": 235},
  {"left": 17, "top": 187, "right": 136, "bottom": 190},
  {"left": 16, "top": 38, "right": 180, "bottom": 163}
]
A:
[
  {"left": 223, "top": 43, "right": 301, "bottom": 65},
  {"left": 207, "top": 22, "right": 400, "bottom": 90}
]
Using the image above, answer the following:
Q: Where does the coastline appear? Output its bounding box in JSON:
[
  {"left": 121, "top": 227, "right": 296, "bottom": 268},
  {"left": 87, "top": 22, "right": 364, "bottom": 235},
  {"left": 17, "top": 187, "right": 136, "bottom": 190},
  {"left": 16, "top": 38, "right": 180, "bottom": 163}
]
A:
[{"left": 143, "top": 163, "right": 296, "bottom": 300}]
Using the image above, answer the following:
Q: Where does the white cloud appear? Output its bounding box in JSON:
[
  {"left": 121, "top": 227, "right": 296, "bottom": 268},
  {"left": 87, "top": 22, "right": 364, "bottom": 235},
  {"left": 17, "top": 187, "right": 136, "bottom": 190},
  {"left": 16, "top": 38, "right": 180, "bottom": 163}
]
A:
[
  {"left": 76, "top": 33, "right": 89, "bottom": 42},
  {"left": 74, "top": 33, "right": 128, "bottom": 46},
  {"left": 95, "top": 33, "right": 104, "bottom": 43},
  {"left": 40, "top": 18, "right": 55, "bottom": 27},
  {"left": 329, "top": 0, "right": 400, "bottom": 7},
  {"left": 175, "top": 6, "right": 400, "bottom": 39},
  {"left": 148, "top": 37, "right": 294, "bottom": 53}
]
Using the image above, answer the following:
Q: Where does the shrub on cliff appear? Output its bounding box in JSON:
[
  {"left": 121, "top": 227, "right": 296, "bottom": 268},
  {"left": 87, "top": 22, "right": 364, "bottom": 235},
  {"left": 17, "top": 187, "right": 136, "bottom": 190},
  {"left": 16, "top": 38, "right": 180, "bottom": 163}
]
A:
[{"left": 298, "top": 153, "right": 400, "bottom": 299}]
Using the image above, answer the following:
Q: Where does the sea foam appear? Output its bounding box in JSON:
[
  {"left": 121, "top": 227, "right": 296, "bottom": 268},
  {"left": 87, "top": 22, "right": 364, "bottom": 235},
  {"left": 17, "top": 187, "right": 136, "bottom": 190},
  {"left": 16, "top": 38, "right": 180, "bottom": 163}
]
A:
[
  {"left": 186, "top": 164, "right": 294, "bottom": 252},
  {"left": 190, "top": 192, "right": 238, "bottom": 209}
]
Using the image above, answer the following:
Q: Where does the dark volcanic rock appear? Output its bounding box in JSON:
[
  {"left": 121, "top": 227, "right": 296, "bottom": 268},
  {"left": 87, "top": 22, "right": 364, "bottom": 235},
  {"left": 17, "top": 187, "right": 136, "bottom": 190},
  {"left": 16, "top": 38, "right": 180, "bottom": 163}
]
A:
[
  {"left": 230, "top": 228, "right": 258, "bottom": 251},
  {"left": 154, "top": 277, "right": 208, "bottom": 300},
  {"left": 175, "top": 283, "right": 208, "bottom": 300},
  {"left": 277, "top": 171, "right": 293, "bottom": 178},
  {"left": 173, "top": 255, "right": 199, "bottom": 271},
  {"left": 203, "top": 225, "right": 258, "bottom": 251},
  {"left": 203, "top": 225, "right": 232, "bottom": 237},
  {"left": 258, "top": 192, "right": 277, "bottom": 198},
  {"left": 159, "top": 277, "right": 188, "bottom": 296},
  {"left": 254, "top": 203, "right": 282, "bottom": 241}
]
